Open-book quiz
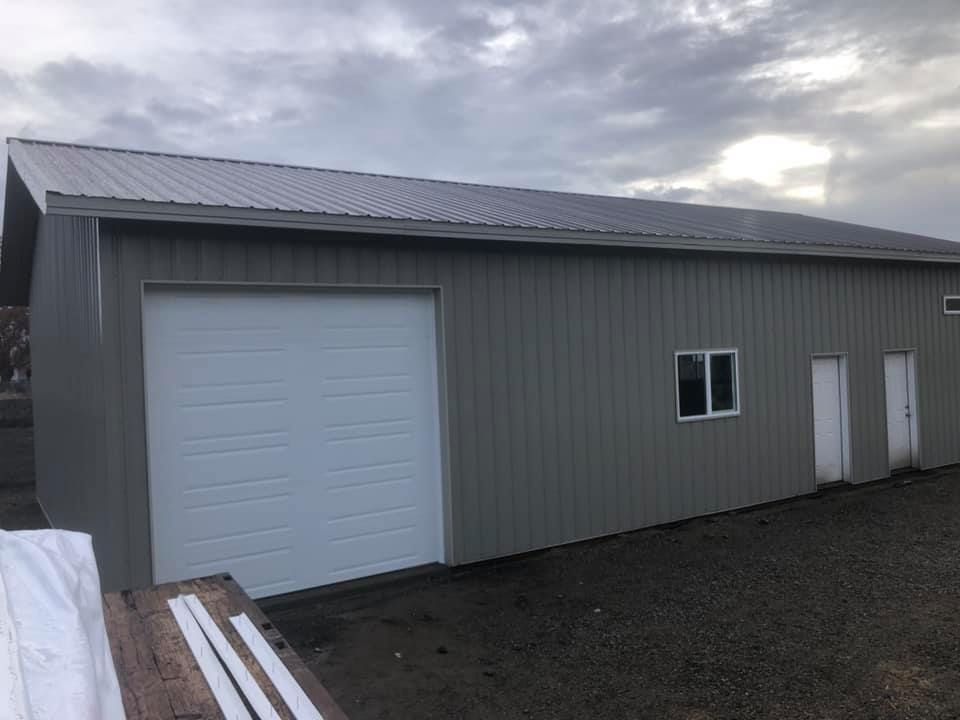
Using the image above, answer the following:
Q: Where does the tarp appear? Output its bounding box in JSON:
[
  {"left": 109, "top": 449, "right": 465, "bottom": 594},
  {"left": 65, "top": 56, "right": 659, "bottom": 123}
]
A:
[{"left": 0, "top": 530, "right": 124, "bottom": 720}]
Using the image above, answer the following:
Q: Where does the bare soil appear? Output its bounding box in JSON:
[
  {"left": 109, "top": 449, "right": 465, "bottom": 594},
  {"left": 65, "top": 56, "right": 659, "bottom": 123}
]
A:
[
  {"left": 4, "top": 425, "right": 960, "bottom": 718},
  {"left": 272, "top": 470, "right": 960, "bottom": 720},
  {"left": 0, "top": 428, "right": 45, "bottom": 529},
  {"left": 0, "top": 427, "right": 35, "bottom": 487}
]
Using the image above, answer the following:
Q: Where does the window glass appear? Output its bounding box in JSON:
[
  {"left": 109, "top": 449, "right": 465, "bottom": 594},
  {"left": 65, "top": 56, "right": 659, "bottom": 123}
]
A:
[
  {"left": 677, "top": 353, "right": 707, "bottom": 417},
  {"left": 710, "top": 353, "right": 736, "bottom": 412},
  {"left": 945, "top": 296, "right": 960, "bottom": 313}
]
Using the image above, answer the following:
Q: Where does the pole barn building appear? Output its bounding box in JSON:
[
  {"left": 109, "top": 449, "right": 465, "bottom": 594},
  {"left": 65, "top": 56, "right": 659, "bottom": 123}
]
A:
[{"left": 3, "top": 137, "right": 960, "bottom": 597}]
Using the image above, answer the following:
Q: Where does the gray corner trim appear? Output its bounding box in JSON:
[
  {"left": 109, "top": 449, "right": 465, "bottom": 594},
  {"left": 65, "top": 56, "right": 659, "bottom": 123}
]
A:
[{"left": 45, "top": 193, "right": 960, "bottom": 265}]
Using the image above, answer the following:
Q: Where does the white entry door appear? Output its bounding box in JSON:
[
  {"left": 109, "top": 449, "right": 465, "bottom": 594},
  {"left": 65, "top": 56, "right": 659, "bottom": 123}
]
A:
[
  {"left": 812, "top": 356, "right": 848, "bottom": 484},
  {"left": 143, "top": 287, "right": 445, "bottom": 598},
  {"left": 884, "top": 351, "right": 918, "bottom": 471}
]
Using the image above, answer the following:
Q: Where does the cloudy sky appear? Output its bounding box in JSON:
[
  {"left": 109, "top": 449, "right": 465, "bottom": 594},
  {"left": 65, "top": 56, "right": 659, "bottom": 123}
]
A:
[{"left": 1, "top": 0, "right": 959, "bottom": 238}]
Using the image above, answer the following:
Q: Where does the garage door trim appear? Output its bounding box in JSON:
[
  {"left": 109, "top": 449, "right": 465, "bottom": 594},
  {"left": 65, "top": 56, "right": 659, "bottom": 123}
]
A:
[{"left": 139, "top": 280, "right": 454, "bottom": 592}]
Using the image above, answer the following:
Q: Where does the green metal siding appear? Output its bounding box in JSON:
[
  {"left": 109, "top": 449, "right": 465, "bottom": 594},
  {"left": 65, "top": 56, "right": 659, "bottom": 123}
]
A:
[{"left": 89, "top": 220, "right": 960, "bottom": 591}]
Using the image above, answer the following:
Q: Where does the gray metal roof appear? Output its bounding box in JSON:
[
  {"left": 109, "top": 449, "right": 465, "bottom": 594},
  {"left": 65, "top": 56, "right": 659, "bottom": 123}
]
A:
[{"left": 8, "top": 137, "right": 960, "bottom": 258}]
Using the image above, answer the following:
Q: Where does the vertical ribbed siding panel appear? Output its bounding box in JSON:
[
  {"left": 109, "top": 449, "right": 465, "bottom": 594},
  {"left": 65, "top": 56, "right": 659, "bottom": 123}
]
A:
[
  {"left": 595, "top": 258, "right": 618, "bottom": 529},
  {"left": 621, "top": 257, "right": 644, "bottom": 526},
  {"left": 647, "top": 257, "right": 668, "bottom": 522},
  {"left": 29, "top": 215, "right": 120, "bottom": 581},
  {"left": 729, "top": 261, "right": 748, "bottom": 508},
  {"left": 535, "top": 256, "right": 562, "bottom": 542},
  {"left": 929, "top": 266, "right": 947, "bottom": 464},
  {"left": 452, "top": 252, "right": 478, "bottom": 559},
  {"left": 486, "top": 253, "right": 512, "bottom": 555},
  {"left": 551, "top": 255, "right": 576, "bottom": 540},
  {"left": 520, "top": 254, "right": 547, "bottom": 546},
  {"left": 470, "top": 253, "right": 497, "bottom": 559},
  {"left": 579, "top": 257, "right": 602, "bottom": 534},
  {"left": 91, "top": 221, "right": 960, "bottom": 589}
]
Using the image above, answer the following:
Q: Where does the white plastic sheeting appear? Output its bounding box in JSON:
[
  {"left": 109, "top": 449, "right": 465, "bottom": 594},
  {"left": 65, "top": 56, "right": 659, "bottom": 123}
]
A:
[{"left": 0, "top": 530, "right": 125, "bottom": 720}]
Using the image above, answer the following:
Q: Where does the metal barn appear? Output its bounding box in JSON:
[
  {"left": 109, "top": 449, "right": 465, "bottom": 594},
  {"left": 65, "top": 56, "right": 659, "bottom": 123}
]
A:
[{"left": 3, "top": 138, "right": 960, "bottom": 595}]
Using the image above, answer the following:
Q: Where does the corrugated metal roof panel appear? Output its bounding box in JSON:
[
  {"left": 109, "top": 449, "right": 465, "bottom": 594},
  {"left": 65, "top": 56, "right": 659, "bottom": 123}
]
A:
[{"left": 7, "top": 137, "right": 960, "bottom": 255}]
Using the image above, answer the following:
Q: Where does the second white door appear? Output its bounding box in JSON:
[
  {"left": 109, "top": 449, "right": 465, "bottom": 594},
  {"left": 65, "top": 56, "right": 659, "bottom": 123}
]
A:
[
  {"left": 812, "top": 356, "right": 848, "bottom": 484},
  {"left": 884, "top": 351, "right": 917, "bottom": 471}
]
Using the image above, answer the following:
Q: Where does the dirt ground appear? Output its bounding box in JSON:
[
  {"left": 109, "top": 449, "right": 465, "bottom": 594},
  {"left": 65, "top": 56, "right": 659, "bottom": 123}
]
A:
[
  {"left": 0, "top": 427, "right": 34, "bottom": 488},
  {"left": 3, "top": 426, "right": 960, "bottom": 718},
  {"left": 0, "top": 428, "right": 45, "bottom": 530},
  {"left": 272, "top": 469, "right": 960, "bottom": 720}
]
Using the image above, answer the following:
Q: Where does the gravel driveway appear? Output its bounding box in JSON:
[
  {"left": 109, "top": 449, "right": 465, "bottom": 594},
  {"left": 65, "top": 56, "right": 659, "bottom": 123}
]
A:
[{"left": 272, "top": 470, "right": 960, "bottom": 720}]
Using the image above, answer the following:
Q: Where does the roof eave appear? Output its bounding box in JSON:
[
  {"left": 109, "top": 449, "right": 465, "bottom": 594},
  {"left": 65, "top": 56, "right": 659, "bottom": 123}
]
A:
[{"left": 45, "top": 193, "right": 960, "bottom": 265}]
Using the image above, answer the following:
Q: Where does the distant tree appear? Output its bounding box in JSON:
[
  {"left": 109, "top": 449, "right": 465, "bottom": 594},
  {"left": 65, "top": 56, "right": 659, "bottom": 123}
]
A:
[{"left": 0, "top": 307, "right": 30, "bottom": 383}]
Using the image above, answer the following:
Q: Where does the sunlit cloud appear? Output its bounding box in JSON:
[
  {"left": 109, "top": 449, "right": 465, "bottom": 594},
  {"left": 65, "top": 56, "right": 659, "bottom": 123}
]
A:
[
  {"left": 915, "top": 109, "right": 960, "bottom": 129},
  {"left": 625, "top": 135, "right": 833, "bottom": 205},
  {"left": 751, "top": 50, "right": 862, "bottom": 92},
  {"left": 784, "top": 184, "right": 827, "bottom": 202},
  {"left": 478, "top": 27, "right": 531, "bottom": 66},
  {"left": 719, "top": 135, "right": 831, "bottom": 186}
]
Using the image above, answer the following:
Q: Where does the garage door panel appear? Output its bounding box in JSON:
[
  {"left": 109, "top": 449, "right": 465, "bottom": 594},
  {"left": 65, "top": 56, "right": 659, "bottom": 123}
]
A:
[
  {"left": 180, "top": 430, "right": 290, "bottom": 454},
  {"left": 182, "top": 474, "right": 290, "bottom": 505},
  {"left": 325, "top": 461, "right": 416, "bottom": 491},
  {"left": 325, "top": 477, "right": 417, "bottom": 519},
  {"left": 183, "top": 527, "right": 295, "bottom": 568},
  {"left": 176, "top": 350, "right": 288, "bottom": 384},
  {"left": 172, "top": 326, "right": 285, "bottom": 349},
  {"left": 182, "top": 494, "right": 294, "bottom": 541},
  {"left": 325, "top": 433, "right": 416, "bottom": 472},
  {"left": 188, "top": 548, "right": 297, "bottom": 595},
  {"left": 323, "top": 393, "right": 415, "bottom": 426},
  {"left": 322, "top": 376, "right": 413, "bottom": 398},
  {"left": 145, "top": 288, "right": 443, "bottom": 598},
  {"left": 328, "top": 552, "right": 422, "bottom": 581},
  {"left": 180, "top": 448, "right": 290, "bottom": 491},
  {"left": 320, "top": 326, "right": 412, "bottom": 346},
  {"left": 320, "top": 347, "right": 413, "bottom": 378},
  {"left": 177, "top": 382, "right": 289, "bottom": 409},
  {"left": 328, "top": 528, "right": 421, "bottom": 574},
  {"left": 176, "top": 402, "right": 291, "bottom": 440},
  {"left": 324, "top": 419, "right": 413, "bottom": 442}
]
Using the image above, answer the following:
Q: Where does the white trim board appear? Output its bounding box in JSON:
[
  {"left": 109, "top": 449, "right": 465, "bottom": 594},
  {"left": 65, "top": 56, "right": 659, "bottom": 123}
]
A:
[
  {"left": 167, "top": 596, "right": 252, "bottom": 720},
  {"left": 231, "top": 613, "right": 324, "bottom": 720},
  {"left": 181, "top": 594, "right": 280, "bottom": 720}
]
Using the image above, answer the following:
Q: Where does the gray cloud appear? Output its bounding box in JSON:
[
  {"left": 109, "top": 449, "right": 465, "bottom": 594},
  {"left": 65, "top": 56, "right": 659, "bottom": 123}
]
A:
[{"left": 1, "top": 0, "right": 959, "bottom": 240}]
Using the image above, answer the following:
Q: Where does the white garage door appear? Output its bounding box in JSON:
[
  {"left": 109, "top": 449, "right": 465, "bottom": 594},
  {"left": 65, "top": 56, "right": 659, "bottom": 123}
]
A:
[{"left": 143, "top": 287, "right": 444, "bottom": 598}]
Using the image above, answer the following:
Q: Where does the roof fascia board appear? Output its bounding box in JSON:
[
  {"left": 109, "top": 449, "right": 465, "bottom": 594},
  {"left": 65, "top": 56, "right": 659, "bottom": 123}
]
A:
[{"left": 45, "top": 193, "right": 960, "bottom": 265}]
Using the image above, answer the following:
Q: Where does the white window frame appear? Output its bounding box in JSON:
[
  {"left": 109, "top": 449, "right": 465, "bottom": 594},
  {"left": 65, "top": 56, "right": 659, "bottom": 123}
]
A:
[
  {"left": 674, "top": 348, "right": 741, "bottom": 423},
  {"left": 944, "top": 295, "right": 960, "bottom": 315}
]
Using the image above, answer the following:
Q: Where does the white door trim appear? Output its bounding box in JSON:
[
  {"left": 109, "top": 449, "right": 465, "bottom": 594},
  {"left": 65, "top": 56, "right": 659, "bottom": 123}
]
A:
[
  {"left": 810, "top": 353, "right": 851, "bottom": 484},
  {"left": 140, "top": 282, "right": 452, "bottom": 594}
]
